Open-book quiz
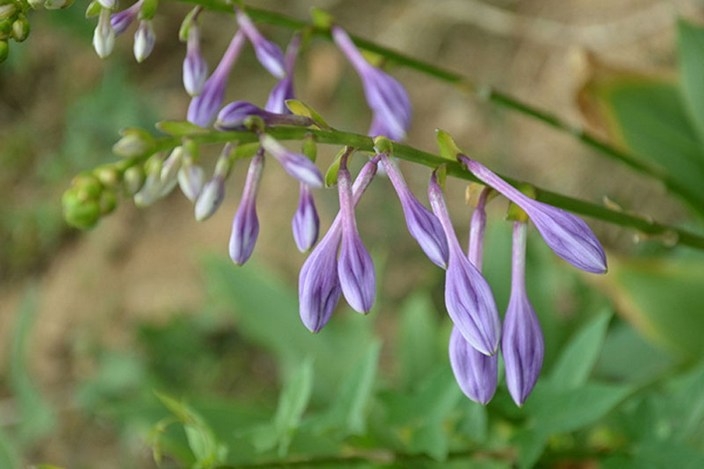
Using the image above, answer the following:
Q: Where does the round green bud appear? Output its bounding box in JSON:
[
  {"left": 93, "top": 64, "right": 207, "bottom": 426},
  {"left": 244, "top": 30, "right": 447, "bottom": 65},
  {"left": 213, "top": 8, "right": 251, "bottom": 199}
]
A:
[
  {"left": 94, "top": 165, "right": 122, "bottom": 188},
  {"left": 72, "top": 173, "right": 103, "bottom": 201},
  {"left": 62, "top": 190, "right": 101, "bottom": 229},
  {"left": 99, "top": 190, "right": 118, "bottom": 215},
  {"left": 113, "top": 128, "right": 155, "bottom": 158},
  {"left": 123, "top": 166, "right": 146, "bottom": 195},
  {"left": 11, "top": 15, "right": 30, "bottom": 42},
  {"left": 0, "top": 4, "right": 16, "bottom": 21},
  {"left": 0, "top": 19, "right": 11, "bottom": 39}
]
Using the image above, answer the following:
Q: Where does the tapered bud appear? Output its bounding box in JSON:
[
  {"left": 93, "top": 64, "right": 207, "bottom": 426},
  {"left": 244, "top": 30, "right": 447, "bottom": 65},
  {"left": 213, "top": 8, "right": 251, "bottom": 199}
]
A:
[
  {"left": 459, "top": 156, "right": 607, "bottom": 274},
  {"left": 133, "top": 20, "right": 155, "bottom": 63},
  {"left": 229, "top": 152, "right": 264, "bottom": 264},
  {"left": 93, "top": 8, "right": 115, "bottom": 59},
  {"left": 502, "top": 222, "right": 544, "bottom": 406},
  {"left": 265, "top": 34, "right": 300, "bottom": 113},
  {"left": 449, "top": 327, "right": 498, "bottom": 405},
  {"left": 110, "top": 0, "right": 141, "bottom": 35},
  {"left": 429, "top": 171, "right": 501, "bottom": 356},
  {"left": 292, "top": 183, "right": 319, "bottom": 252},
  {"left": 259, "top": 134, "right": 323, "bottom": 188},
  {"left": 183, "top": 23, "right": 208, "bottom": 96},
  {"left": 235, "top": 8, "right": 285, "bottom": 79}
]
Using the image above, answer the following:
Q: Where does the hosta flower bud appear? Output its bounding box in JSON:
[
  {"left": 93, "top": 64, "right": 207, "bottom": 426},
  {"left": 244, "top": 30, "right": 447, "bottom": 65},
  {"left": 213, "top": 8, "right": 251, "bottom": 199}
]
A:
[
  {"left": 229, "top": 152, "right": 264, "bottom": 264},
  {"left": 235, "top": 8, "right": 285, "bottom": 79},
  {"left": 259, "top": 134, "right": 323, "bottom": 188},
  {"left": 93, "top": 8, "right": 115, "bottom": 59},
  {"left": 449, "top": 327, "right": 498, "bottom": 405},
  {"left": 133, "top": 19, "right": 155, "bottom": 63},
  {"left": 292, "top": 183, "right": 319, "bottom": 252}
]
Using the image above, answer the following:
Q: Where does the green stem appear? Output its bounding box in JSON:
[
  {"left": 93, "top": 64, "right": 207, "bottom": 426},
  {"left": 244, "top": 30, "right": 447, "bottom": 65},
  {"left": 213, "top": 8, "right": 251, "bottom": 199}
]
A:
[
  {"left": 174, "top": 0, "right": 704, "bottom": 216},
  {"left": 155, "top": 124, "right": 704, "bottom": 251}
]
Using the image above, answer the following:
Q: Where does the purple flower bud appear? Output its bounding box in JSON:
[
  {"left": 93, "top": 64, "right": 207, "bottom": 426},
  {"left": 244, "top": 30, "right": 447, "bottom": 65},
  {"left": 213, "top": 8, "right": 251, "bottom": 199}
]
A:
[
  {"left": 187, "top": 30, "right": 246, "bottom": 127},
  {"left": 298, "top": 158, "right": 379, "bottom": 332},
  {"left": 236, "top": 9, "right": 286, "bottom": 79},
  {"left": 379, "top": 154, "right": 448, "bottom": 268},
  {"left": 298, "top": 226, "right": 342, "bottom": 332},
  {"left": 292, "top": 183, "right": 320, "bottom": 252},
  {"left": 93, "top": 8, "right": 115, "bottom": 59},
  {"left": 502, "top": 222, "right": 544, "bottom": 406},
  {"left": 133, "top": 20, "right": 155, "bottom": 63},
  {"left": 467, "top": 187, "right": 490, "bottom": 269},
  {"left": 428, "top": 171, "right": 501, "bottom": 356},
  {"left": 110, "top": 0, "right": 142, "bottom": 35},
  {"left": 459, "top": 156, "right": 607, "bottom": 274},
  {"left": 259, "top": 134, "right": 323, "bottom": 188},
  {"left": 332, "top": 26, "right": 411, "bottom": 141},
  {"left": 449, "top": 327, "right": 498, "bottom": 405},
  {"left": 265, "top": 34, "right": 300, "bottom": 113},
  {"left": 215, "top": 101, "right": 312, "bottom": 130},
  {"left": 183, "top": 23, "right": 208, "bottom": 96},
  {"left": 229, "top": 152, "right": 264, "bottom": 265}
]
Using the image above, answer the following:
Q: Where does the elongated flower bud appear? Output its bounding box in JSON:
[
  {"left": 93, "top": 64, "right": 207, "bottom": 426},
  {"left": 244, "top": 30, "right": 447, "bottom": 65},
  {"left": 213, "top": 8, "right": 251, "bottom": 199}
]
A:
[
  {"left": 337, "top": 159, "right": 376, "bottom": 313},
  {"left": 459, "top": 156, "right": 607, "bottom": 274},
  {"left": 265, "top": 34, "right": 300, "bottom": 113},
  {"left": 93, "top": 8, "right": 115, "bottom": 59},
  {"left": 215, "top": 101, "right": 313, "bottom": 131},
  {"left": 259, "top": 134, "right": 323, "bottom": 188},
  {"left": 449, "top": 327, "right": 498, "bottom": 405},
  {"left": 110, "top": 0, "right": 142, "bottom": 35},
  {"left": 502, "top": 222, "right": 544, "bottom": 406},
  {"left": 298, "top": 158, "right": 378, "bottom": 332},
  {"left": 183, "top": 23, "right": 208, "bottom": 96},
  {"left": 292, "top": 183, "right": 319, "bottom": 252},
  {"left": 235, "top": 8, "right": 285, "bottom": 79},
  {"left": 332, "top": 26, "right": 411, "bottom": 141},
  {"left": 467, "top": 186, "right": 490, "bottom": 269},
  {"left": 133, "top": 19, "right": 155, "bottom": 63},
  {"left": 428, "top": 171, "right": 501, "bottom": 356},
  {"left": 178, "top": 158, "right": 205, "bottom": 202},
  {"left": 187, "top": 30, "right": 246, "bottom": 127},
  {"left": 229, "top": 152, "right": 264, "bottom": 265},
  {"left": 379, "top": 153, "right": 448, "bottom": 268}
]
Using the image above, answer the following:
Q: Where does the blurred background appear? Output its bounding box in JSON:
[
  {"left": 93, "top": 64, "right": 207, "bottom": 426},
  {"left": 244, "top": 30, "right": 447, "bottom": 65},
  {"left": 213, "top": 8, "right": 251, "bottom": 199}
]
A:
[{"left": 2, "top": 0, "right": 704, "bottom": 467}]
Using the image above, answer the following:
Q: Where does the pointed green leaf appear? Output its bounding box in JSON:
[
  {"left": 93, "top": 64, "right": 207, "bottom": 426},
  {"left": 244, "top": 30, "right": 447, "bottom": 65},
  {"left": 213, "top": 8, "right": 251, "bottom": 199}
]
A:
[{"left": 273, "top": 357, "right": 314, "bottom": 455}]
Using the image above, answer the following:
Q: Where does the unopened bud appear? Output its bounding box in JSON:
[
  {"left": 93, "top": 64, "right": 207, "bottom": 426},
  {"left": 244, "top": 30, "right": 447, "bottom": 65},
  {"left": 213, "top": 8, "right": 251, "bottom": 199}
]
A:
[
  {"left": 112, "top": 128, "right": 154, "bottom": 158},
  {"left": 11, "top": 15, "right": 30, "bottom": 42},
  {"left": 178, "top": 160, "right": 205, "bottom": 202},
  {"left": 123, "top": 166, "right": 145, "bottom": 195},
  {"left": 133, "top": 20, "right": 155, "bottom": 63},
  {"left": 93, "top": 8, "right": 115, "bottom": 59},
  {"left": 194, "top": 176, "right": 225, "bottom": 221},
  {"left": 0, "top": 4, "right": 16, "bottom": 21},
  {"left": 94, "top": 165, "right": 121, "bottom": 188}
]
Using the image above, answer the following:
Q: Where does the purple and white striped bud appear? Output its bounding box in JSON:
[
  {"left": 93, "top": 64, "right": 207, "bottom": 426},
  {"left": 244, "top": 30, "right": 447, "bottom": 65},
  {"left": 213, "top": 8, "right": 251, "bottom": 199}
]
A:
[
  {"left": 229, "top": 151, "right": 264, "bottom": 265},
  {"left": 428, "top": 171, "right": 501, "bottom": 356},
  {"left": 133, "top": 20, "right": 155, "bottom": 63},
  {"left": 183, "top": 23, "right": 208, "bottom": 96},
  {"left": 187, "top": 30, "right": 246, "bottom": 127},
  {"left": 265, "top": 34, "right": 300, "bottom": 113},
  {"left": 337, "top": 157, "right": 376, "bottom": 314},
  {"left": 449, "top": 327, "right": 498, "bottom": 405},
  {"left": 502, "top": 222, "right": 544, "bottom": 406},
  {"left": 93, "top": 8, "right": 115, "bottom": 59},
  {"left": 259, "top": 134, "right": 323, "bottom": 188},
  {"left": 298, "top": 158, "right": 379, "bottom": 332},
  {"left": 379, "top": 154, "right": 448, "bottom": 268},
  {"left": 467, "top": 186, "right": 491, "bottom": 269},
  {"left": 110, "top": 0, "right": 142, "bottom": 35},
  {"left": 215, "top": 101, "right": 313, "bottom": 131},
  {"left": 459, "top": 156, "right": 607, "bottom": 274},
  {"left": 292, "top": 183, "right": 319, "bottom": 252},
  {"left": 332, "top": 26, "right": 412, "bottom": 141},
  {"left": 235, "top": 9, "right": 286, "bottom": 79}
]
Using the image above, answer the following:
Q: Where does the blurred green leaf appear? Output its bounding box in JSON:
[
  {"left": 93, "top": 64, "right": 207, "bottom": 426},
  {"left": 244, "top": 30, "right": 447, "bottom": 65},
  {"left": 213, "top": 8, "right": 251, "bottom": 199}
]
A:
[
  {"left": 677, "top": 19, "right": 704, "bottom": 143},
  {"left": 606, "top": 254, "right": 704, "bottom": 357},
  {"left": 272, "top": 357, "right": 314, "bottom": 456},
  {"left": 547, "top": 309, "right": 611, "bottom": 390},
  {"left": 0, "top": 429, "right": 20, "bottom": 469},
  {"left": 10, "top": 286, "right": 55, "bottom": 445},
  {"left": 397, "top": 294, "right": 440, "bottom": 391}
]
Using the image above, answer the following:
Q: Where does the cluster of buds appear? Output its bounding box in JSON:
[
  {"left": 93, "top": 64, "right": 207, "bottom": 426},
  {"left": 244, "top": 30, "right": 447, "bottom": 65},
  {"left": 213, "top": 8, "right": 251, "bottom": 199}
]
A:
[
  {"left": 88, "top": 0, "right": 156, "bottom": 61},
  {"left": 0, "top": 0, "right": 32, "bottom": 62},
  {"left": 67, "top": 5, "right": 608, "bottom": 406}
]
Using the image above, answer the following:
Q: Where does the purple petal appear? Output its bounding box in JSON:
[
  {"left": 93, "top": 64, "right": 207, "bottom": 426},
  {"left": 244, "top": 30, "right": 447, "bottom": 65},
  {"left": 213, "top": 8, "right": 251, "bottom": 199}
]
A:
[
  {"left": 259, "top": 134, "right": 323, "bottom": 188},
  {"left": 265, "top": 35, "right": 300, "bottom": 113},
  {"left": 449, "top": 327, "right": 498, "bottom": 405},
  {"left": 467, "top": 187, "right": 490, "bottom": 270},
  {"left": 229, "top": 153, "right": 264, "bottom": 265},
  {"left": 183, "top": 24, "right": 209, "bottom": 96},
  {"left": 460, "top": 156, "right": 607, "bottom": 274},
  {"left": 380, "top": 154, "right": 448, "bottom": 268},
  {"left": 429, "top": 172, "right": 501, "bottom": 356},
  {"left": 236, "top": 9, "right": 286, "bottom": 79},
  {"left": 292, "top": 183, "right": 320, "bottom": 252},
  {"left": 110, "top": 0, "right": 141, "bottom": 35},
  {"left": 502, "top": 222, "right": 544, "bottom": 406}
]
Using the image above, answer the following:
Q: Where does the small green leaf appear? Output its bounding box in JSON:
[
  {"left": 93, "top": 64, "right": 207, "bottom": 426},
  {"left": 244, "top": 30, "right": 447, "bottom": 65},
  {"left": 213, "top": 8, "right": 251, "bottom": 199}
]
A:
[
  {"left": 273, "top": 357, "right": 314, "bottom": 455},
  {"left": 324, "top": 147, "right": 345, "bottom": 187},
  {"left": 548, "top": 309, "right": 612, "bottom": 390},
  {"left": 285, "top": 100, "right": 331, "bottom": 129},
  {"left": 435, "top": 129, "right": 462, "bottom": 161}
]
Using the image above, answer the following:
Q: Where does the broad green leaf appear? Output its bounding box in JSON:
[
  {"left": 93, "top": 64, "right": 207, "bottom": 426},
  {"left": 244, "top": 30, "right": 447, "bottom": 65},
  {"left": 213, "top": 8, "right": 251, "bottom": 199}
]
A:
[
  {"left": 579, "top": 69, "right": 704, "bottom": 208},
  {"left": 633, "top": 439, "right": 704, "bottom": 468},
  {"left": 548, "top": 309, "right": 611, "bottom": 390},
  {"left": 678, "top": 19, "right": 704, "bottom": 143},
  {"left": 603, "top": 254, "right": 704, "bottom": 357},
  {"left": 273, "top": 357, "right": 314, "bottom": 455},
  {"left": 397, "top": 294, "right": 440, "bottom": 390},
  {"left": 314, "top": 340, "right": 381, "bottom": 436}
]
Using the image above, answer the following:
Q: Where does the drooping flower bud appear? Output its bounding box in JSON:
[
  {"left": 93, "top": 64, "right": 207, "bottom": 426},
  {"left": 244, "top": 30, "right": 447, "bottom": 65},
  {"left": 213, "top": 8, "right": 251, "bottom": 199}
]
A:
[
  {"left": 467, "top": 186, "right": 491, "bottom": 269},
  {"left": 133, "top": 19, "right": 155, "bottom": 63},
  {"left": 459, "top": 156, "right": 607, "bottom": 274},
  {"left": 265, "top": 34, "right": 300, "bottom": 113},
  {"left": 332, "top": 26, "right": 411, "bottom": 141},
  {"left": 215, "top": 101, "right": 313, "bottom": 131},
  {"left": 336, "top": 156, "right": 376, "bottom": 313},
  {"left": 110, "top": 0, "right": 142, "bottom": 35},
  {"left": 182, "top": 22, "right": 208, "bottom": 96},
  {"left": 178, "top": 156, "right": 205, "bottom": 202},
  {"left": 235, "top": 8, "right": 286, "bottom": 79},
  {"left": 229, "top": 151, "right": 264, "bottom": 265},
  {"left": 428, "top": 171, "right": 501, "bottom": 356},
  {"left": 379, "top": 153, "right": 448, "bottom": 268},
  {"left": 292, "top": 183, "right": 320, "bottom": 252},
  {"left": 502, "top": 222, "right": 544, "bottom": 406},
  {"left": 93, "top": 8, "right": 115, "bottom": 59},
  {"left": 259, "top": 134, "right": 323, "bottom": 188},
  {"left": 187, "top": 30, "right": 246, "bottom": 127},
  {"left": 449, "top": 327, "right": 498, "bottom": 405}
]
